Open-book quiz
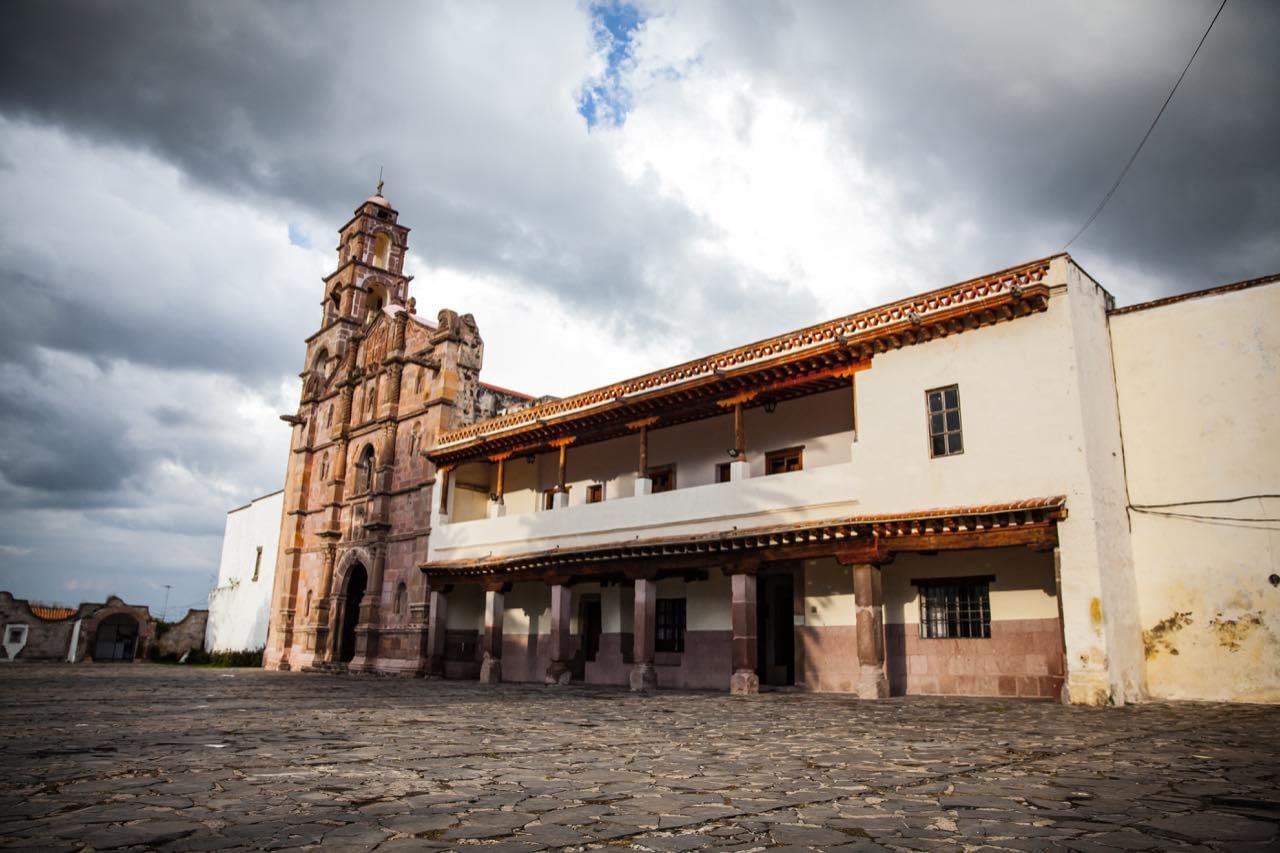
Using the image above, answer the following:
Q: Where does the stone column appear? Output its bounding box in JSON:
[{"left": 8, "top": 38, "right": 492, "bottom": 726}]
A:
[
  {"left": 730, "top": 568, "right": 760, "bottom": 695},
  {"left": 629, "top": 575, "right": 658, "bottom": 691},
  {"left": 852, "top": 562, "right": 889, "bottom": 699},
  {"left": 479, "top": 584, "right": 504, "bottom": 684},
  {"left": 546, "top": 582, "right": 573, "bottom": 685},
  {"left": 422, "top": 586, "right": 449, "bottom": 678}
]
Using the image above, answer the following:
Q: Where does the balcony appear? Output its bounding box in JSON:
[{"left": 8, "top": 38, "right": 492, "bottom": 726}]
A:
[{"left": 426, "top": 461, "right": 861, "bottom": 565}]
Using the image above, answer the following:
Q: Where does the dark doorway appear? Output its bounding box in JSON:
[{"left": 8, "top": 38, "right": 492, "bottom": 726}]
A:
[
  {"left": 338, "top": 563, "right": 368, "bottom": 663},
  {"left": 93, "top": 613, "right": 139, "bottom": 662},
  {"left": 572, "top": 596, "right": 602, "bottom": 681},
  {"left": 757, "top": 573, "right": 795, "bottom": 686}
]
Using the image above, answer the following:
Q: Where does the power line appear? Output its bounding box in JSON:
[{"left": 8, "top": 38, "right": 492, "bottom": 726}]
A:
[
  {"left": 1063, "top": 0, "right": 1228, "bottom": 249},
  {"left": 1130, "top": 493, "right": 1280, "bottom": 510}
]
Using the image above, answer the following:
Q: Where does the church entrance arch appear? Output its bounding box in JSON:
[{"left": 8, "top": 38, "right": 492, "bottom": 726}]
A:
[
  {"left": 337, "top": 563, "right": 368, "bottom": 663},
  {"left": 93, "top": 613, "right": 139, "bottom": 662}
]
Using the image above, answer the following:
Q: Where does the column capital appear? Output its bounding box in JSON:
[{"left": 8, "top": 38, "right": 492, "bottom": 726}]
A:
[
  {"left": 623, "top": 566, "right": 660, "bottom": 582},
  {"left": 834, "top": 547, "right": 893, "bottom": 567},
  {"left": 721, "top": 557, "right": 762, "bottom": 577},
  {"left": 479, "top": 576, "right": 510, "bottom": 593}
]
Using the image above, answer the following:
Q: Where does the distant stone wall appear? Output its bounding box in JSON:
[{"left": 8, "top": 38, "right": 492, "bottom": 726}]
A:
[
  {"left": 1, "top": 592, "right": 77, "bottom": 661},
  {"left": 155, "top": 610, "right": 209, "bottom": 659}
]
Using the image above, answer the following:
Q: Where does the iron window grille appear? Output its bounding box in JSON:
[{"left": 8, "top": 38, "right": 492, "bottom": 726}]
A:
[
  {"left": 655, "top": 598, "right": 686, "bottom": 653},
  {"left": 917, "top": 576, "right": 992, "bottom": 639},
  {"left": 926, "top": 385, "right": 963, "bottom": 457}
]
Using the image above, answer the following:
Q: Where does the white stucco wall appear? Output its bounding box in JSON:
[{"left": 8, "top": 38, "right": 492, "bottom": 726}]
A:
[
  {"left": 1111, "top": 280, "right": 1280, "bottom": 702},
  {"left": 206, "top": 490, "right": 284, "bottom": 653}
]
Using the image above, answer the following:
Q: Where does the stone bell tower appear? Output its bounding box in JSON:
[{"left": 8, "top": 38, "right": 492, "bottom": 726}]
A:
[{"left": 301, "top": 183, "right": 414, "bottom": 387}]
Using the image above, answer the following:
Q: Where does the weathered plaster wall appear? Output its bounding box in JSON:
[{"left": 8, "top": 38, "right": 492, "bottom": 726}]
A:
[
  {"left": 1111, "top": 280, "right": 1280, "bottom": 702},
  {"left": 206, "top": 491, "right": 283, "bottom": 652}
]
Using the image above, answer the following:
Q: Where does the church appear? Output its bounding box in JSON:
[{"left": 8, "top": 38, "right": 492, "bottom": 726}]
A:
[{"left": 263, "top": 189, "right": 1279, "bottom": 705}]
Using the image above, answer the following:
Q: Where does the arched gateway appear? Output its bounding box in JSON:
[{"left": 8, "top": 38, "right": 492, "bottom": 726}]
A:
[
  {"left": 337, "top": 563, "right": 367, "bottom": 663},
  {"left": 93, "top": 613, "right": 139, "bottom": 662}
]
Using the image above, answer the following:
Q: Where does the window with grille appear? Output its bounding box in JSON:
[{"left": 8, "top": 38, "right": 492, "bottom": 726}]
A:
[
  {"left": 765, "top": 446, "right": 804, "bottom": 475},
  {"left": 655, "top": 598, "right": 686, "bottom": 653},
  {"left": 917, "top": 576, "right": 992, "bottom": 638},
  {"left": 926, "top": 385, "right": 963, "bottom": 457}
]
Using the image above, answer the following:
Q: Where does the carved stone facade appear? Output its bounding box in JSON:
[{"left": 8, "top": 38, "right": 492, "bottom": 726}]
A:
[{"left": 262, "top": 190, "right": 530, "bottom": 675}]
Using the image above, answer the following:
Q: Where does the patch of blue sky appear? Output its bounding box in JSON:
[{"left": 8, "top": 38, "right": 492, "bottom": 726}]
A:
[
  {"left": 287, "top": 223, "right": 310, "bottom": 249},
  {"left": 578, "top": 1, "right": 645, "bottom": 129}
]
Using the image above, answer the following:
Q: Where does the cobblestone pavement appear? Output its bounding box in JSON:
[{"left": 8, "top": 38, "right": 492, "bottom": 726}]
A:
[{"left": 1, "top": 665, "right": 1278, "bottom": 851}]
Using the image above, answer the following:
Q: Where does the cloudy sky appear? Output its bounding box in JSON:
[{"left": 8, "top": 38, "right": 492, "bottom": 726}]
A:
[{"left": 1, "top": 0, "right": 1276, "bottom": 615}]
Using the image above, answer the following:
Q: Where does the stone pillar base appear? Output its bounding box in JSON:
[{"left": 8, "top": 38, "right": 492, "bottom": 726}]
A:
[
  {"left": 545, "top": 661, "right": 571, "bottom": 685},
  {"left": 634, "top": 477, "right": 652, "bottom": 496},
  {"left": 855, "top": 666, "right": 888, "bottom": 699},
  {"left": 728, "top": 460, "right": 751, "bottom": 482},
  {"left": 630, "top": 662, "right": 657, "bottom": 692},
  {"left": 552, "top": 491, "right": 569, "bottom": 509},
  {"left": 730, "top": 668, "right": 760, "bottom": 695},
  {"left": 486, "top": 502, "right": 506, "bottom": 518},
  {"left": 479, "top": 656, "right": 502, "bottom": 684}
]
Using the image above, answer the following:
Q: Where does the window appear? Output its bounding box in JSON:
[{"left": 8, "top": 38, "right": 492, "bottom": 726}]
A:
[
  {"left": 655, "top": 599, "right": 686, "bottom": 653},
  {"left": 304, "top": 590, "right": 312, "bottom": 616},
  {"left": 927, "top": 385, "right": 963, "bottom": 457},
  {"left": 917, "top": 576, "right": 992, "bottom": 639},
  {"left": 414, "top": 367, "right": 425, "bottom": 394},
  {"left": 394, "top": 582, "right": 407, "bottom": 617},
  {"left": 586, "top": 484, "right": 604, "bottom": 504},
  {"left": 648, "top": 464, "right": 675, "bottom": 493},
  {"left": 252, "top": 546, "right": 263, "bottom": 582},
  {"left": 325, "top": 405, "right": 334, "bottom": 429},
  {"left": 715, "top": 462, "right": 731, "bottom": 484},
  {"left": 765, "top": 446, "right": 804, "bottom": 475},
  {"left": 542, "top": 488, "right": 557, "bottom": 510},
  {"left": 365, "top": 381, "right": 377, "bottom": 418}
]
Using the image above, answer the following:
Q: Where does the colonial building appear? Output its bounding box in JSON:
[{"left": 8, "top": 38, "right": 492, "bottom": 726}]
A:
[
  {"left": 206, "top": 490, "right": 283, "bottom": 653},
  {"left": 265, "top": 190, "right": 1279, "bottom": 704}
]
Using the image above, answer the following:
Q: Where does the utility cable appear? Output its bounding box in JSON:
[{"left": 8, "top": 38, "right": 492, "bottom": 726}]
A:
[{"left": 1063, "top": 0, "right": 1228, "bottom": 249}]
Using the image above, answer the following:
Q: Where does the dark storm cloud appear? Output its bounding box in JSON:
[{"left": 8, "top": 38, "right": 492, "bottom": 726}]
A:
[
  {"left": 0, "top": 0, "right": 705, "bottom": 323},
  {"left": 0, "top": 268, "right": 308, "bottom": 381},
  {"left": 0, "top": 381, "right": 139, "bottom": 503},
  {"left": 683, "top": 0, "right": 1280, "bottom": 292}
]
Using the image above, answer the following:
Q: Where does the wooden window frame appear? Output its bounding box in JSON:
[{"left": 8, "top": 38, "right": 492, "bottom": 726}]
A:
[
  {"left": 655, "top": 598, "right": 686, "bottom": 653},
  {"left": 542, "top": 488, "right": 557, "bottom": 511},
  {"left": 765, "top": 446, "right": 804, "bottom": 475},
  {"left": 926, "top": 385, "right": 964, "bottom": 458},
  {"left": 914, "top": 575, "right": 993, "bottom": 639},
  {"left": 586, "top": 483, "right": 604, "bottom": 504},
  {"left": 714, "top": 462, "right": 732, "bottom": 483},
  {"left": 647, "top": 464, "right": 676, "bottom": 493}
]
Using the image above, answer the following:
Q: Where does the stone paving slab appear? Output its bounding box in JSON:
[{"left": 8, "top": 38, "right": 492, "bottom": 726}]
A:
[{"left": 0, "top": 664, "right": 1277, "bottom": 851}]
